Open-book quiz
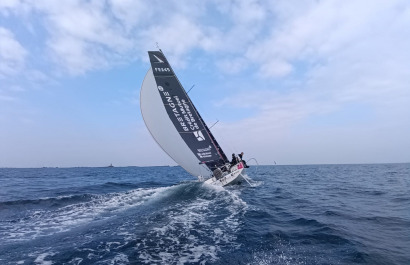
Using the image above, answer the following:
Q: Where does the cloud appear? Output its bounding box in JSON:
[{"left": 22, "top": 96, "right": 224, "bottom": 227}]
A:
[
  {"left": 138, "top": 14, "right": 206, "bottom": 67},
  {"left": 32, "top": 0, "right": 133, "bottom": 75},
  {"left": 247, "top": 0, "right": 410, "bottom": 78},
  {"left": 258, "top": 60, "right": 293, "bottom": 77},
  {"left": 0, "top": 0, "right": 20, "bottom": 16},
  {"left": 1, "top": 0, "right": 410, "bottom": 165},
  {"left": 108, "top": 0, "right": 151, "bottom": 32},
  {"left": 2, "top": 0, "right": 408, "bottom": 80},
  {"left": 0, "top": 27, "right": 27, "bottom": 78},
  {"left": 0, "top": 0, "right": 266, "bottom": 76},
  {"left": 211, "top": 0, "right": 410, "bottom": 163},
  {"left": 0, "top": 0, "right": 221, "bottom": 74},
  {"left": 237, "top": 0, "right": 410, "bottom": 118},
  {"left": 1, "top": 0, "right": 137, "bottom": 75},
  {"left": 216, "top": 57, "right": 249, "bottom": 75}
]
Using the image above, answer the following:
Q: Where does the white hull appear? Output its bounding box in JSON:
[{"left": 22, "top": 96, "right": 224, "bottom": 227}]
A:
[{"left": 203, "top": 163, "right": 246, "bottom": 187}]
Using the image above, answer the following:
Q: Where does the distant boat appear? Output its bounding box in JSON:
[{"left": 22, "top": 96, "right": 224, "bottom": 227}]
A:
[
  {"left": 140, "top": 49, "right": 250, "bottom": 186},
  {"left": 107, "top": 164, "right": 114, "bottom": 168}
]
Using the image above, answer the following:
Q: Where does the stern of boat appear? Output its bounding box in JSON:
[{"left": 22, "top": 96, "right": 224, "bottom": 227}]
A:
[{"left": 204, "top": 162, "right": 246, "bottom": 186}]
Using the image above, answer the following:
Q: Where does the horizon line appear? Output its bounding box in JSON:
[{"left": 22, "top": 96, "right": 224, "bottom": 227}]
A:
[{"left": 1, "top": 162, "right": 409, "bottom": 169}]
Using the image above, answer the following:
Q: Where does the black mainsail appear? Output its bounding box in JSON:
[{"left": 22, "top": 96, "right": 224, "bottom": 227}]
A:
[{"left": 141, "top": 50, "right": 228, "bottom": 176}]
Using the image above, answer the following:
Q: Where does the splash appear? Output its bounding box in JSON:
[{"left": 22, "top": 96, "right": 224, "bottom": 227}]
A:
[
  {"left": 1, "top": 186, "right": 170, "bottom": 242},
  {"left": 135, "top": 183, "right": 248, "bottom": 264}
]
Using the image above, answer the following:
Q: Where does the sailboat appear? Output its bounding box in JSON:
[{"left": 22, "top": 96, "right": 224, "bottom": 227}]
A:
[{"left": 140, "top": 49, "right": 248, "bottom": 186}]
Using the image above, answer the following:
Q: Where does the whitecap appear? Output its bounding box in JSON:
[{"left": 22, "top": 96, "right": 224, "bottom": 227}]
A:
[{"left": 1, "top": 186, "right": 171, "bottom": 242}]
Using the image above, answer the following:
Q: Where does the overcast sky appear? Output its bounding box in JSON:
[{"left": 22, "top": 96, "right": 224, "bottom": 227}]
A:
[{"left": 1, "top": 0, "right": 409, "bottom": 167}]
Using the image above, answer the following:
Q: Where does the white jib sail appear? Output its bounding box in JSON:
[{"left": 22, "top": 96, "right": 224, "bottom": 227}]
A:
[{"left": 140, "top": 68, "right": 211, "bottom": 177}]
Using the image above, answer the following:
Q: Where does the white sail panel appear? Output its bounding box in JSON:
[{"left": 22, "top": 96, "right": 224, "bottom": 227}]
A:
[{"left": 140, "top": 68, "right": 211, "bottom": 177}]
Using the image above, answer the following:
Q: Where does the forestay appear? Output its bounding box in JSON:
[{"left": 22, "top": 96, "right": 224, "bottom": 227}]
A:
[{"left": 140, "top": 51, "right": 228, "bottom": 177}]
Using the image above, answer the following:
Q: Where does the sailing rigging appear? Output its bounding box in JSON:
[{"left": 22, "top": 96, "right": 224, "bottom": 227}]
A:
[{"left": 140, "top": 50, "right": 249, "bottom": 186}]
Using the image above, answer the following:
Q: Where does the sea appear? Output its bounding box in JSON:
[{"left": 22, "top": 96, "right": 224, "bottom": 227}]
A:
[{"left": 0, "top": 164, "right": 409, "bottom": 265}]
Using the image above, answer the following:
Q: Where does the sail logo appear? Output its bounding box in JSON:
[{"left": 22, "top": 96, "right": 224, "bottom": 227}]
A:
[
  {"left": 154, "top": 67, "right": 171, "bottom": 72},
  {"left": 197, "top": 151, "right": 212, "bottom": 158},
  {"left": 197, "top": 145, "right": 212, "bottom": 152},
  {"left": 193, "top": 130, "right": 205, "bottom": 141},
  {"left": 153, "top": 54, "right": 164, "bottom": 63}
]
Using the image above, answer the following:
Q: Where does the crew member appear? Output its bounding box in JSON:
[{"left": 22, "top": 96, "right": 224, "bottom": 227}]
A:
[
  {"left": 231, "top": 153, "right": 238, "bottom": 165},
  {"left": 238, "top": 152, "right": 249, "bottom": 168}
]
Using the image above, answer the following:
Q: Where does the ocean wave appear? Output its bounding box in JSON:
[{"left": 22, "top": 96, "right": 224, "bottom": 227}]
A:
[
  {"left": 0, "top": 194, "right": 94, "bottom": 208},
  {"left": 1, "top": 164, "right": 409, "bottom": 264},
  {"left": 0, "top": 186, "right": 170, "bottom": 242},
  {"left": 134, "top": 182, "right": 248, "bottom": 264}
]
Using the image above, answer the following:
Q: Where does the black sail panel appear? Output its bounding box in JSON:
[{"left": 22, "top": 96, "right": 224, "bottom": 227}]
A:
[{"left": 148, "top": 51, "right": 228, "bottom": 171}]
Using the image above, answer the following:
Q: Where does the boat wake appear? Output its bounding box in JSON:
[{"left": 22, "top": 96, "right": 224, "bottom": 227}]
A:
[
  {"left": 134, "top": 183, "right": 248, "bottom": 264},
  {"left": 0, "top": 186, "right": 169, "bottom": 242},
  {"left": 0, "top": 182, "right": 248, "bottom": 264},
  {"left": 242, "top": 174, "right": 264, "bottom": 187}
]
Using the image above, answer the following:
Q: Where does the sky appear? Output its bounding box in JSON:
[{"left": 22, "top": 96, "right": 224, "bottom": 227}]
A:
[{"left": 1, "top": 0, "right": 410, "bottom": 167}]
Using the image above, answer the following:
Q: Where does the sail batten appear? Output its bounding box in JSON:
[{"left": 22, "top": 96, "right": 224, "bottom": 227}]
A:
[{"left": 140, "top": 51, "right": 228, "bottom": 175}]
